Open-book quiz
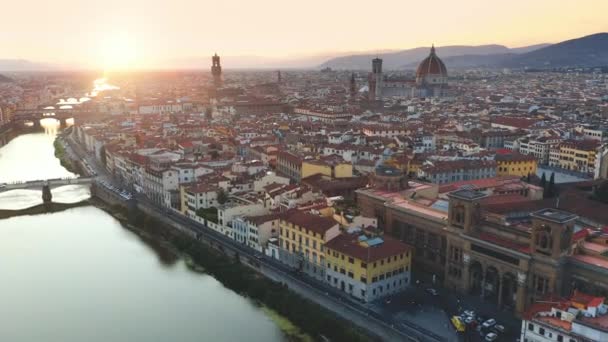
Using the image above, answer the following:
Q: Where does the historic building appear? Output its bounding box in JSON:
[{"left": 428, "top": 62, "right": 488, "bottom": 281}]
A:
[
  {"left": 211, "top": 53, "right": 222, "bottom": 87},
  {"left": 325, "top": 230, "right": 412, "bottom": 302},
  {"left": 279, "top": 210, "right": 341, "bottom": 281},
  {"left": 520, "top": 290, "right": 608, "bottom": 342},
  {"left": 368, "top": 46, "right": 449, "bottom": 101},
  {"left": 356, "top": 166, "right": 608, "bottom": 317}
]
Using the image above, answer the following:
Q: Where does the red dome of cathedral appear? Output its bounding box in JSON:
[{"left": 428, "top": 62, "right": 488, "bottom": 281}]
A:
[{"left": 415, "top": 45, "right": 448, "bottom": 80}]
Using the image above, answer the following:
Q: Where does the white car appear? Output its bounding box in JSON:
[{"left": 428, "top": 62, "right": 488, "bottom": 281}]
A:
[
  {"left": 482, "top": 318, "right": 497, "bottom": 329},
  {"left": 485, "top": 332, "right": 498, "bottom": 341},
  {"left": 493, "top": 324, "right": 505, "bottom": 333}
]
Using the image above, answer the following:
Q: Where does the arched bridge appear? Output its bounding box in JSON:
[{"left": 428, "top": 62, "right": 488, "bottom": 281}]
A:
[
  {"left": 11, "top": 109, "right": 107, "bottom": 125},
  {"left": 0, "top": 177, "right": 95, "bottom": 203}
]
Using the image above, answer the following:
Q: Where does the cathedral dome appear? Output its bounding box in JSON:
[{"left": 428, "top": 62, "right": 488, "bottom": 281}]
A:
[{"left": 415, "top": 45, "right": 447, "bottom": 82}]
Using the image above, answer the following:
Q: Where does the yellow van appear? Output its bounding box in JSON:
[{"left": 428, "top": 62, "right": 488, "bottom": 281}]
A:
[{"left": 451, "top": 316, "right": 466, "bottom": 333}]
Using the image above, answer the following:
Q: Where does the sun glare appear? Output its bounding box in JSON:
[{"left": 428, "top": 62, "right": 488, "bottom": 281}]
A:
[{"left": 99, "top": 34, "right": 138, "bottom": 71}]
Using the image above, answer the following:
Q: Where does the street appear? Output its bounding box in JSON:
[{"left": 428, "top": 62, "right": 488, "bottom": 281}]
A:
[{"left": 62, "top": 130, "right": 521, "bottom": 342}]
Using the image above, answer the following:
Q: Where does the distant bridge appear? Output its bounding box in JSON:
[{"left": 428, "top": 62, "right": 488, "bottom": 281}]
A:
[
  {"left": 0, "top": 177, "right": 95, "bottom": 202},
  {"left": 11, "top": 109, "right": 107, "bottom": 125}
]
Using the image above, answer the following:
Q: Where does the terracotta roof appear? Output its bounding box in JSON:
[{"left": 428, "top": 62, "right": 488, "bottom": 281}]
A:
[
  {"left": 570, "top": 254, "right": 608, "bottom": 270},
  {"left": 186, "top": 183, "right": 218, "bottom": 194},
  {"left": 477, "top": 232, "right": 531, "bottom": 254},
  {"left": 244, "top": 213, "right": 280, "bottom": 225},
  {"left": 439, "top": 175, "right": 522, "bottom": 193},
  {"left": 495, "top": 152, "right": 537, "bottom": 162},
  {"left": 325, "top": 233, "right": 412, "bottom": 263},
  {"left": 492, "top": 117, "right": 539, "bottom": 129},
  {"left": 280, "top": 210, "right": 337, "bottom": 235}
]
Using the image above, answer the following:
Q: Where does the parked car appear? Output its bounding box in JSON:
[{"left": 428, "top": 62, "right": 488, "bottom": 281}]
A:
[
  {"left": 426, "top": 288, "right": 439, "bottom": 296},
  {"left": 482, "top": 318, "right": 497, "bottom": 329},
  {"left": 492, "top": 324, "right": 506, "bottom": 333},
  {"left": 485, "top": 332, "right": 498, "bottom": 341},
  {"left": 463, "top": 310, "right": 476, "bottom": 318}
]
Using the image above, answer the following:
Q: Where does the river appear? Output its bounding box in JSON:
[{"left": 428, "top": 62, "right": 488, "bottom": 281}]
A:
[{"left": 0, "top": 120, "right": 286, "bottom": 342}]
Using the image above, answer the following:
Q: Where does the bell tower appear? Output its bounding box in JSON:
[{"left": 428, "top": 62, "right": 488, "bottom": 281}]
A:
[
  {"left": 368, "top": 57, "right": 383, "bottom": 101},
  {"left": 530, "top": 209, "right": 576, "bottom": 258},
  {"left": 447, "top": 189, "right": 486, "bottom": 233},
  {"left": 349, "top": 73, "right": 357, "bottom": 98},
  {"left": 211, "top": 53, "right": 222, "bottom": 87}
]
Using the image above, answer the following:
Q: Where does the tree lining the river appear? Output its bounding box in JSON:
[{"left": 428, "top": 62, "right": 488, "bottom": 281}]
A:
[{"left": 114, "top": 204, "right": 375, "bottom": 342}]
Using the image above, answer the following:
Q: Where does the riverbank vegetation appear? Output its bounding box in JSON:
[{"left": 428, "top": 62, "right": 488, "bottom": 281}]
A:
[
  {"left": 195, "top": 207, "right": 218, "bottom": 223},
  {"left": 53, "top": 138, "right": 83, "bottom": 176},
  {"left": 103, "top": 203, "right": 374, "bottom": 342}
]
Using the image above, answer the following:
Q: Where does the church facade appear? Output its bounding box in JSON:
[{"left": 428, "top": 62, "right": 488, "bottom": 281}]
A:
[{"left": 368, "top": 46, "right": 449, "bottom": 101}]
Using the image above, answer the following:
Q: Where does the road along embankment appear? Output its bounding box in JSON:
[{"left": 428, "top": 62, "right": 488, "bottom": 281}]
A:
[{"left": 89, "top": 185, "right": 376, "bottom": 342}]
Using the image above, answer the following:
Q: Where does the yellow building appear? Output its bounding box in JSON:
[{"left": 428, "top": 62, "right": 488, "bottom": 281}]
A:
[
  {"left": 554, "top": 140, "right": 599, "bottom": 174},
  {"left": 325, "top": 232, "right": 412, "bottom": 302},
  {"left": 301, "top": 155, "right": 353, "bottom": 179},
  {"left": 496, "top": 152, "right": 538, "bottom": 177},
  {"left": 279, "top": 211, "right": 340, "bottom": 279}
]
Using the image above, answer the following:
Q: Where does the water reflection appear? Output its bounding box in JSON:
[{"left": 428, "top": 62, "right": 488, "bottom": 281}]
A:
[
  {"left": 0, "top": 118, "right": 80, "bottom": 194},
  {"left": 0, "top": 185, "right": 91, "bottom": 210},
  {"left": 87, "top": 77, "right": 120, "bottom": 97},
  {"left": 0, "top": 96, "right": 285, "bottom": 341},
  {"left": 0, "top": 207, "right": 285, "bottom": 342}
]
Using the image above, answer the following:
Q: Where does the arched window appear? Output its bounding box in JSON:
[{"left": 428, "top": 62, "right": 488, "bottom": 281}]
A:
[{"left": 539, "top": 233, "right": 549, "bottom": 249}]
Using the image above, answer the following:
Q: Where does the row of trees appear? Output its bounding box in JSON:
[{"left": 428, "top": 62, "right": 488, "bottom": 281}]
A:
[{"left": 539, "top": 172, "right": 558, "bottom": 198}]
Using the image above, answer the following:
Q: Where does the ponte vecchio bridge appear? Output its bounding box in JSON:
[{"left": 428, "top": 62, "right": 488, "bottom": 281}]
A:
[{"left": 11, "top": 108, "right": 105, "bottom": 127}]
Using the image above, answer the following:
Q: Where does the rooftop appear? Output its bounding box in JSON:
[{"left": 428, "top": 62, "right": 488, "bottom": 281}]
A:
[
  {"left": 448, "top": 189, "right": 487, "bottom": 201},
  {"left": 280, "top": 210, "right": 338, "bottom": 235},
  {"left": 325, "top": 232, "right": 411, "bottom": 263},
  {"left": 531, "top": 208, "right": 577, "bottom": 224}
]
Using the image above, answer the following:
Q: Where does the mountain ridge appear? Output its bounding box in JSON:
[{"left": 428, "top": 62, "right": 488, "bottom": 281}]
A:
[
  {"left": 319, "top": 33, "right": 608, "bottom": 70},
  {"left": 319, "top": 44, "right": 550, "bottom": 70}
]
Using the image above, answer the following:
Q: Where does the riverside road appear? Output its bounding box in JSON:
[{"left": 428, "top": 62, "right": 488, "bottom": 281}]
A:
[{"left": 63, "top": 129, "right": 449, "bottom": 342}]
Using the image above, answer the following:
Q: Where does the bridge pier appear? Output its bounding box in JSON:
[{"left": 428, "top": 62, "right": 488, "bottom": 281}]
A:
[
  {"left": 58, "top": 117, "right": 70, "bottom": 128},
  {"left": 42, "top": 184, "right": 52, "bottom": 204}
]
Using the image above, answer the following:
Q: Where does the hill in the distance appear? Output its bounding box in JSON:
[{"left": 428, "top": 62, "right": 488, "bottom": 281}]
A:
[
  {"left": 0, "top": 74, "right": 14, "bottom": 83},
  {"left": 504, "top": 33, "right": 608, "bottom": 68},
  {"left": 0, "top": 59, "right": 55, "bottom": 72},
  {"left": 319, "top": 44, "right": 550, "bottom": 70},
  {"left": 320, "top": 33, "right": 608, "bottom": 70}
]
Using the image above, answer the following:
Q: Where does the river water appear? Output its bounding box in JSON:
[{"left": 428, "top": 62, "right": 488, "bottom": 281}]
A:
[{"left": 0, "top": 120, "right": 286, "bottom": 342}]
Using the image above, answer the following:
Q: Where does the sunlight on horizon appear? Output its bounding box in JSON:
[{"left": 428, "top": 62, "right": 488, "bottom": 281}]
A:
[{"left": 98, "top": 34, "right": 138, "bottom": 71}]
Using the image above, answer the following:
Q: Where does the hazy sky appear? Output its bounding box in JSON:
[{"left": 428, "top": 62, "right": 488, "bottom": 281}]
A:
[{"left": 2, "top": 0, "right": 607, "bottom": 69}]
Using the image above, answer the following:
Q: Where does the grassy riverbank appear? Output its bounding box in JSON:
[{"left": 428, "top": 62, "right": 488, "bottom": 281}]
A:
[
  {"left": 98, "top": 201, "right": 374, "bottom": 342},
  {"left": 0, "top": 200, "right": 91, "bottom": 220},
  {"left": 53, "top": 138, "right": 83, "bottom": 175}
]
